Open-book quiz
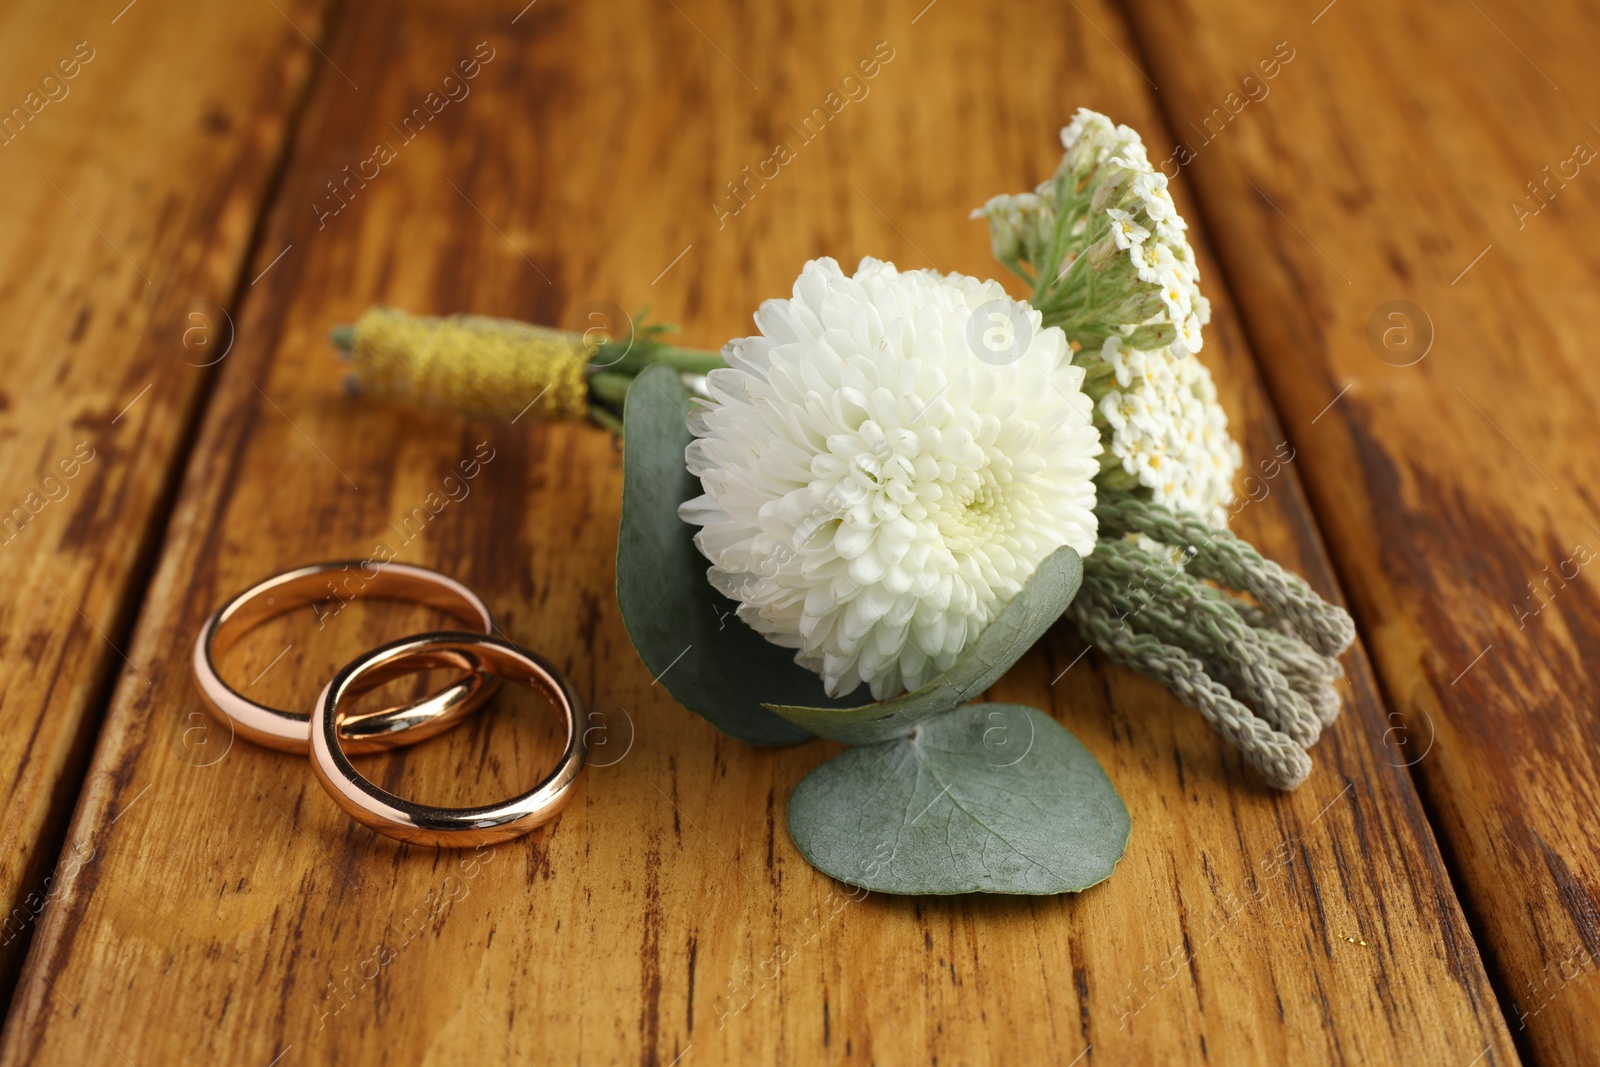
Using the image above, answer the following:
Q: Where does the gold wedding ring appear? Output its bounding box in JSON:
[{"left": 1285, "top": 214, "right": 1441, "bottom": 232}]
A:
[
  {"left": 191, "top": 561, "right": 498, "bottom": 752},
  {"left": 311, "top": 633, "right": 586, "bottom": 847},
  {"left": 192, "top": 563, "right": 586, "bottom": 847}
]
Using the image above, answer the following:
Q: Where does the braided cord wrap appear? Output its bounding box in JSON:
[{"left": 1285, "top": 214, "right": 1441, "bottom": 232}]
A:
[
  {"left": 1069, "top": 593, "right": 1313, "bottom": 789},
  {"left": 1069, "top": 491, "right": 1359, "bottom": 789},
  {"left": 1097, "top": 492, "right": 1356, "bottom": 657},
  {"left": 349, "top": 307, "right": 592, "bottom": 423},
  {"left": 1081, "top": 538, "right": 1322, "bottom": 747}
]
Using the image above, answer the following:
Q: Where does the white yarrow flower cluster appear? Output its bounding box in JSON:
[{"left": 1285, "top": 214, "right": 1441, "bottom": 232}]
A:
[
  {"left": 974, "top": 109, "right": 1241, "bottom": 526},
  {"left": 1097, "top": 337, "right": 1242, "bottom": 526},
  {"left": 1057, "top": 110, "right": 1211, "bottom": 357},
  {"left": 680, "top": 257, "right": 1102, "bottom": 700},
  {"left": 1058, "top": 112, "right": 1237, "bottom": 520},
  {"left": 1058, "top": 108, "right": 1145, "bottom": 168}
]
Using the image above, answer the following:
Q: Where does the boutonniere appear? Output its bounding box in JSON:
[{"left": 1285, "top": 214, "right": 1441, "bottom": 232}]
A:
[{"left": 335, "top": 109, "right": 1353, "bottom": 895}]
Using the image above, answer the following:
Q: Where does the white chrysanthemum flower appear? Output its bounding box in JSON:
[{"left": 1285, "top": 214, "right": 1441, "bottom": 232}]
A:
[
  {"left": 1095, "top": 337, "right": 1241, "bottom": 526},
  {"left": 680, "top": 257, "right": 1103, "bottom": 700}
]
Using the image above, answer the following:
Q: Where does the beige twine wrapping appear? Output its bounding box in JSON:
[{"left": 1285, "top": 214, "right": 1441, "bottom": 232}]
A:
[{"left": 348, "top": 307, "right": 592, "bottom": 422}]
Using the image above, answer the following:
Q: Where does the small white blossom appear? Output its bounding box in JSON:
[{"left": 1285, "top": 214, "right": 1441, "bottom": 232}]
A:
[
  {"left": 1158, "top": 279, "right": 1191, "bottom": 325},
  {"left": 1105, "top": 208, "right": 1149, "bottom": 250},
  {"left": 1131, "top": 171, "right": 1177, "bottom": 224},
  {"left": 1174, "top": 314, "right": 1205, "bottom": 358}
]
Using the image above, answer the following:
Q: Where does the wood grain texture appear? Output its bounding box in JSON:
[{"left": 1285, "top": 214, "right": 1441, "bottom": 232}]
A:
[
  {"left": 1120, "top": 0, "right": 1600, "bottom": 1060},
  {"left": 1, "top": 0, "right": 1516, "bottom": 1063},
  {"left": 0, "top": 0, "right": 323, "bottom": 996}
]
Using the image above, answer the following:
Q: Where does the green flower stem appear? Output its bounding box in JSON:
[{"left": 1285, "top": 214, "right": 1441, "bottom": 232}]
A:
[
  {"left": 645, "top": 345, "right": 727, "bottom": 375},
  {"left": 585, "top": 338, "right": 727, "bottom": 433},
  {"left": 1005, "top": 263, "right": 1037, "bottom": 289},
  {"left": 1078, "top": 357, "right": 1119, "bottom": 395},
  {"left": 591, "top": 340, "right": 726, "bottom": 378},
  {"left": 588, "top": 371, "right": 634, "bottom": 407},
  {"left": 588, "top": 405, "right": 625, "bottom": 434},
  {"left": 1095, "top": 465, "right": 1140, "bottom": 489}
]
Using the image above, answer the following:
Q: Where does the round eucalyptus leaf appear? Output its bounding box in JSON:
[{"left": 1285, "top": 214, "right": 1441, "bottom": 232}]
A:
[{"left": 787, "top": 703, "right": 1129, "bottom": 895}]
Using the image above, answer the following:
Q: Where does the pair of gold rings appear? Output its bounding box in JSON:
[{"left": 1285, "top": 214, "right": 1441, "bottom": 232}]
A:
[{"left": 190, "top": 562, "right": 585, "bottom": 847}]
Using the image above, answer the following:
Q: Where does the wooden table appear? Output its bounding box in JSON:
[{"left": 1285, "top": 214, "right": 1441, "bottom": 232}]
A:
[{"left": 0, "top": 0, "right": 1592, "bottom": 1062}]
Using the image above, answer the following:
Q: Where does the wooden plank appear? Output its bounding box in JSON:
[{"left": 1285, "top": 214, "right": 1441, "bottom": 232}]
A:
[
  {"left": 2, "top": 0, "right": 1514, "bottom": 1062},
  {"left": 0, "top": 0, "right": 325, "bottom": 997},
  {"left": 1120, "top": 0, "right": 1600, "bottom": 1060}
]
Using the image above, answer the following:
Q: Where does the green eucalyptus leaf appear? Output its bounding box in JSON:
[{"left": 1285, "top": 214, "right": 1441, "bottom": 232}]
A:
[
  {"left": 765, "top": 546, "right": 1082, "bottom": 744},
  {"left": 787, "top": 703, "right": 1129, "bottom": 895},
  {"left": 616, "top": 364, "right": 858, "bottom": 746}
]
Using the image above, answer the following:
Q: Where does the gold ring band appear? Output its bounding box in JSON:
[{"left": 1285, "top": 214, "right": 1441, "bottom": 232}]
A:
[
  {"left": 191, "top": 562, "right": 499, "bottom": 753},
  {"left": 310, "top": 632, "right": 586, "bottom": 847}
]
